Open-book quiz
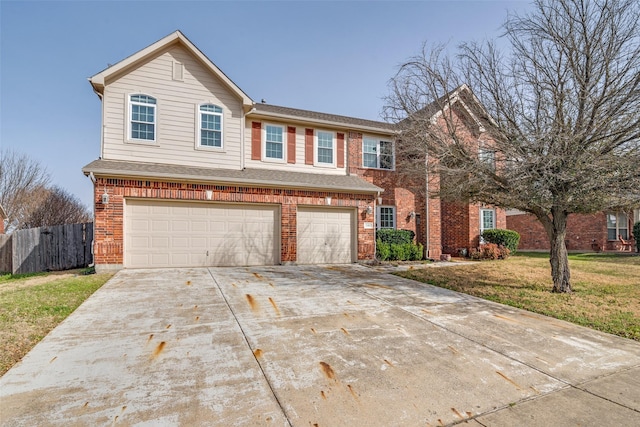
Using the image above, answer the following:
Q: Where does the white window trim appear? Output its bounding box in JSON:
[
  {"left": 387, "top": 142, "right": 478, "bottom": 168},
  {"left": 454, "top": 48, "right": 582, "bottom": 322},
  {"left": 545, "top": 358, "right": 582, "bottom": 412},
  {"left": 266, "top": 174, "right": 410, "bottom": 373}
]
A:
[
  {"left": 479, "top": 208, "right": 496, "bottom": 243},
  {"left": 195, "top": 103, "right": 224, "bottom": 151},
  {"left": 376, "top": 205, "right": 396, "bottom": 229},
  {"left": 314, "top": 129, "right": 336, "bottom": 168},
  {"left": 127, "top": 93, "right": 157, "bottom": 145},
  {"left": 362, "top": 136, "right": 395, "bottom": 170},
  {"left": 262, "top": 122, "right": 287, "bottom": 163}
]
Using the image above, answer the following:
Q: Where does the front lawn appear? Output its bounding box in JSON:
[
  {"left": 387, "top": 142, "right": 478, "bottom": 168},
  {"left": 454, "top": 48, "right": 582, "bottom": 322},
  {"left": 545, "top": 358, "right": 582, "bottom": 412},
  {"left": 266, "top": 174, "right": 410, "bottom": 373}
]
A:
[
  {"left": 0, "top": 270, "right": 113, "bottom": 375},
  {"left": 397, "top": 252, "right": 640, "bottom": 341}
]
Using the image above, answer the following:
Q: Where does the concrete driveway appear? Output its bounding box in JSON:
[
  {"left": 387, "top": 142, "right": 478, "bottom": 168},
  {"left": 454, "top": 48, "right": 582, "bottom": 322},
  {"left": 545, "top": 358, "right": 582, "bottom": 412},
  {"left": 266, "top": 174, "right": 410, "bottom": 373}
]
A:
[{"left": 1, "top": 265, "right": 639, "bottom": 426}]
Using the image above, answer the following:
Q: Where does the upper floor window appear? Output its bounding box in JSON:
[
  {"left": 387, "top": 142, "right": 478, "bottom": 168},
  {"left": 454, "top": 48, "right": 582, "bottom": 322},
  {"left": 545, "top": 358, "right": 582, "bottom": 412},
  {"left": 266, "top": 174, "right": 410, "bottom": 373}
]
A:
[
  {"left": 265, "top": 124, "right": 284, "bottom": 160},
  {"left": 479, "top": 142, "right": 496, "bottom": 171},
  {"left": 129, "top": 94, "right": 156, "bottom": 141},
  {"left": 363, "top": 137, "right": 394, "bottom": 169},
  {"left": 607, "top": 212, "right": 628, "bottom": 240},
  {"left": 316, "top": 131, "right": 334, "bottom": 166},
  {"left": 377, "top": 206, "right": 396, "bottom": 229},
  {"left": 199, "top": 104, "right": 223, "bottom": 148}
]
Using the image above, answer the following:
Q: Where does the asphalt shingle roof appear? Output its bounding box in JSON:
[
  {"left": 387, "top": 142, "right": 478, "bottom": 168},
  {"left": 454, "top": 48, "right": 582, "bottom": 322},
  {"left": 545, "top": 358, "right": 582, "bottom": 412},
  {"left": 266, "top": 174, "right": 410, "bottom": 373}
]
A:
[
  {"left": 82, "top": 159, "right": 382, "bottom": 194},
  {"left": 252, "top": 104, "right": 397, "bottom": 133}
]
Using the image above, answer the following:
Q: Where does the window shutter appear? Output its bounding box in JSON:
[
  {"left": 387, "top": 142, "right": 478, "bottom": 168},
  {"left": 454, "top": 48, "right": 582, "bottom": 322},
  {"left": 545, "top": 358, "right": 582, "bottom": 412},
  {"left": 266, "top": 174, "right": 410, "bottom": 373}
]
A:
[
  {"left": 305, "top": 128, "right": 314, "bottom": 165},
  {"left": 287, "top": 126, "right": 296, "bottom": 164},
  {"left": 337, "top": 132, "right": 345, "bottom": 168},
  {"left": 251, "top": 122, "right": 261, "bottom": 160}
]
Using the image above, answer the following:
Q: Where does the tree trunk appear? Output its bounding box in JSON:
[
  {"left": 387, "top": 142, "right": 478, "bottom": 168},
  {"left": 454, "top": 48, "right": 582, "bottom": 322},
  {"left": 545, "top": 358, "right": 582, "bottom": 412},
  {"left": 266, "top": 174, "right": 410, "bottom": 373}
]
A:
[
  {"left": 549, "top": 229, "right": 571, "bottom": 293},
  {"left": 537, "top": 208, "right": 572, "bottom": 293}
]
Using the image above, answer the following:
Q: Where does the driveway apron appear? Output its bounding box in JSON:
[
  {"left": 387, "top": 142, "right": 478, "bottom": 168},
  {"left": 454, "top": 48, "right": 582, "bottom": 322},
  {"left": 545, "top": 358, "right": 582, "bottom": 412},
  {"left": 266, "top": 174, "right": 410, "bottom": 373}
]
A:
[{"left": 1, "top": 265, "right": 639, "bottom": 426}]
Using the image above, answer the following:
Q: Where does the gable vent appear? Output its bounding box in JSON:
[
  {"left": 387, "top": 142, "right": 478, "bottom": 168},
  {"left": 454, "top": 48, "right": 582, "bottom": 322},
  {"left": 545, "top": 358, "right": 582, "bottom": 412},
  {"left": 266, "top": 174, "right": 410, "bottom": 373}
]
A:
[{"left": 172, "top": 61, "right": 184, "bottom": 81}]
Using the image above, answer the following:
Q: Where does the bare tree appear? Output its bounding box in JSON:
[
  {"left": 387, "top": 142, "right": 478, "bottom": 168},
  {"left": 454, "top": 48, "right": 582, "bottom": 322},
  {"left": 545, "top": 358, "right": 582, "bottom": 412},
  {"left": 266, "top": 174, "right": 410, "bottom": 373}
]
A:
[
  {"left": 0, "top": 148, "right": 51, "bottom": 233},
  {"left": 385, "top": 0, "right": 640, "bottom": 292},
  {"left": 24, "top": 186, "right": 92, "bottom": 228}
]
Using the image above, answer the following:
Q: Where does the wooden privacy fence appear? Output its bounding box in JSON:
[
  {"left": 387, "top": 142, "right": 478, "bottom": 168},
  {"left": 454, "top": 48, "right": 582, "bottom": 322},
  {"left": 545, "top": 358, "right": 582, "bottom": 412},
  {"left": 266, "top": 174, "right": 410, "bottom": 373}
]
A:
[{"left": 0, "top": 222, "right": 93, "bottom": 274}]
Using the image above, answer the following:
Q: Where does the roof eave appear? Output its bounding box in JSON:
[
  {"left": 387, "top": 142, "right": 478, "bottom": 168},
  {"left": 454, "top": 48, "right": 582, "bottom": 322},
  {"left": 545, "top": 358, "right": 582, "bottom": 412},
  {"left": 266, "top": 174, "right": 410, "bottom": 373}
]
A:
[
  {"left": 82, "top": 166, "right": 382, "bottom": 195},
  {"left": 248, "top": 110, "right": 398, "bottom": 135}
]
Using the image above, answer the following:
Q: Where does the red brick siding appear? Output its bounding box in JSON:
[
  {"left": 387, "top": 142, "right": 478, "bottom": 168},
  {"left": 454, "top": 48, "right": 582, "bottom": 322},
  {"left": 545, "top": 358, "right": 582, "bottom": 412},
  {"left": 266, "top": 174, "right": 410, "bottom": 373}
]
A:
[
  {"left": 92, "top": 178, "right": 375, "bottom": 266},
  {"left": 507, "top": 212, "right": 635, "bottom": 251},
  {"left": 346, "top": 131, "right": 440, "bottom": 257}
]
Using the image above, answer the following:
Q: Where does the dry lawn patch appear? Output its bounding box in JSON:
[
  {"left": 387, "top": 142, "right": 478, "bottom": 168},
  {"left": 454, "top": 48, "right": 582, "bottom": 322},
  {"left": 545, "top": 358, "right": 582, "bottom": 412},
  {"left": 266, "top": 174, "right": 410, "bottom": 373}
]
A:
[
  {"left": 397, "top": 253, "right": 640, "bottom": 341},
  {"left": 0, "top": 271, "right": 113, "bottom": 375}
]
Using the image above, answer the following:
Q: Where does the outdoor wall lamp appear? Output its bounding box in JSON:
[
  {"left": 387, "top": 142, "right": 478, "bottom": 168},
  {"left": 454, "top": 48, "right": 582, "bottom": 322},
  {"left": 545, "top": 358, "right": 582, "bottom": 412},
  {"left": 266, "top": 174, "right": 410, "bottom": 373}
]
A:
[
  {"left": 409, "top": 211, "right": 416, "bottom": 219},
  {"left": 377, "top": 196, "right": 383, "bottom": 205},
  {"left": 325, "top": 196, "right": 332, "bottom": 205},
  {"left": 365, "top": 206, "right": 373, "bottom": 215},
  {"left": 205, "top": 190, "right": 213, "bottom": 200},
  {"left": 101, "top": 190, "right": 109, "bottom": 205}
]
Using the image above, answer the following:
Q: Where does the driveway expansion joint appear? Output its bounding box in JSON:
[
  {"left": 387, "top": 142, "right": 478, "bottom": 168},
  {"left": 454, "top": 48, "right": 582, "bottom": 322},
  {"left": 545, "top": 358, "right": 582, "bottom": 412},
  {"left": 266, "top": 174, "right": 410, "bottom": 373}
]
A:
[{"left": 206, "top": 268, "right": 293, "bottom": 427}]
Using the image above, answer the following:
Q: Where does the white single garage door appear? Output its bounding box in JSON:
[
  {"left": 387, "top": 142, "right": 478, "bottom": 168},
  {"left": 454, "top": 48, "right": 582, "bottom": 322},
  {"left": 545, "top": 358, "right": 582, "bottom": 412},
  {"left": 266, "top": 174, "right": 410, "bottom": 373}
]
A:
[
  {"left": 125, "top": 200, "right": 278, "bottom": 268},
  {"left": 297, "top": 207, "right": 355, "bottom": 264}
]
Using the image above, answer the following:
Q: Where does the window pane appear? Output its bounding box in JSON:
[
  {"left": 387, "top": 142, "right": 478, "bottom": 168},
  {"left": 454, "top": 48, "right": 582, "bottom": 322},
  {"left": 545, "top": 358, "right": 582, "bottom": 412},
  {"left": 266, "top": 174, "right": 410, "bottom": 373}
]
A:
[
  {"left": 200, "top": 104, "right": 222, "bottom": 113},
  {"left": 265, "top": 125, "right": 284, "bottom": 159},
  {"left": 266, "top": 141, "right": 282, "bottom": 159},
  {"left": 608, "top": 229, "right": 617, "bottom": 240},
  {"left": 363, "top": 138, "right": 377, "bottom": 154},
  {"left": 363, "top": 153, "right": 378, "bottom": 168},
  {"left": 266, "top": 125, "right": 283, "bottom": 143},
  {"left": 201, "top": 113, "right": 220, "bottom": 131},
  {"left": 317, "top": 131, "right": 333, "bottom": 164},
  {"left": 378, "top": 207, "right": 395, "bottom": 229},
  {"left": 482, "top": 210, "right": 495, "bottom": 229},
  {"left": 201, "top": 130, "right": 221, "bottom": 147},
  {"left": 131, "top": 94, "right": 156, "bottom": 104}
]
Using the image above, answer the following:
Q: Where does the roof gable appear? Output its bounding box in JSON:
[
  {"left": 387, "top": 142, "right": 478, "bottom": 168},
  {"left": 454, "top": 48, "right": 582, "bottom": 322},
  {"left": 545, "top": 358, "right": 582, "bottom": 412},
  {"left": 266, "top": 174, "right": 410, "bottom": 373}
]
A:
[{"left": 89, "top": 31, "right": 253, "bottom": 106}]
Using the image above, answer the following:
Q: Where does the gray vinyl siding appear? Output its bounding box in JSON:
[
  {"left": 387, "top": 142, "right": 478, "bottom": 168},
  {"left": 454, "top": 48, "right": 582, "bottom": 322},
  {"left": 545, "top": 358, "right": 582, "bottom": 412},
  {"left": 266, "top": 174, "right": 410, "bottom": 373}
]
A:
[{"left": 102, "top": 45, "right": 243, "bottom": 170}]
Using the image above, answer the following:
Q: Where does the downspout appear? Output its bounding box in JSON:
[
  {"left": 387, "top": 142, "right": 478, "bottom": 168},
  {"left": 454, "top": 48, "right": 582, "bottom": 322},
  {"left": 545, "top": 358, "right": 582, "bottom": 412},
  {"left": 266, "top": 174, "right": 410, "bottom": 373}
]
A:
[
  {"left": 89, "top": 85, "right": 103, "bottom": 269},
  {"left": 425, "top": 152, "right": 430, "bottom": 259},
  {"left": 243, "top": 105, "right": 257, "bottom": 170}
]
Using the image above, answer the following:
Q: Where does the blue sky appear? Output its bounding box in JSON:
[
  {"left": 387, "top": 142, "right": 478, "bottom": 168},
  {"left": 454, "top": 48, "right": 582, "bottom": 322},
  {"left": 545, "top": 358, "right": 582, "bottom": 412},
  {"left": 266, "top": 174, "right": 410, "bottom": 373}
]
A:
[{"left": 0, "top": 0, "right": 530, "bottom": 210}]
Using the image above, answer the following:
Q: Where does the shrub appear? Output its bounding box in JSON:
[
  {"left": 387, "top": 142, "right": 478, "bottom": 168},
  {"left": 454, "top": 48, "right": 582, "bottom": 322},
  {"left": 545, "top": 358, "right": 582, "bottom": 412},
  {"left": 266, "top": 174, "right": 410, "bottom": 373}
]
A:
[
  {"left": 390, "top": 243, "right": 407, "bottom": 261},
  {"left": 481, "top": 229, "right": 521, "bottom": 254},
  {"left": 470, "top": 243, "right": 510, "bottom": 260},
  {"left": 376, "top": 239, "right": 391, "bottom": 261},
  {"left": 410, "top": 243, "right": 424, "bottom": 261},
  {"left": 633, "top": 222, "right": 640, "bottom": 253},
  {"left": 376, "top": 229, "right": 415, "bottom": 245},
  {"left": 376, "top": 240, "right": 423, "bottom": 261}
]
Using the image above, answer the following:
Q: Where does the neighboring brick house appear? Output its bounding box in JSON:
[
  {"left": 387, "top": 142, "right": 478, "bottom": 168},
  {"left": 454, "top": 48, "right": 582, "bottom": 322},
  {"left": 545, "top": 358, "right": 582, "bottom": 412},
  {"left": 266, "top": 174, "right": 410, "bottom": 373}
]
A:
[
  {"left": 507, "top": 209, "right": 639, "bottom": 252},
  {"left": 82, "top": 31, "right": 505, "bottom": 271}
]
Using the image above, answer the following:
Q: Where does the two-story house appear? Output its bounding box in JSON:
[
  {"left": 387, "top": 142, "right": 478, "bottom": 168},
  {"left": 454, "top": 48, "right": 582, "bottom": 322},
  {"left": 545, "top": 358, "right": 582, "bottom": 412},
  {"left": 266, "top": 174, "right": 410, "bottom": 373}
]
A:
[{"left": 83, "top": 31, "right": 504, "bottom": 271}]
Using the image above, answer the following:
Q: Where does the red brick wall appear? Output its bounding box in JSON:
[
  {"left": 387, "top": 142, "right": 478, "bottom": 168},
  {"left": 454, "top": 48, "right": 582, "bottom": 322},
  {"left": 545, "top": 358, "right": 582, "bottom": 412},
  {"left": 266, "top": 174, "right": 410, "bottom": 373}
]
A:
[
  {"left": 506, "top": 212, "right": 635, "bottom": 251},
  {"left": 93, "top": 177, "right": 375, "bottom": 266},
  {"left": 346, "top": 131, "right": 438, "bottom": 256}
]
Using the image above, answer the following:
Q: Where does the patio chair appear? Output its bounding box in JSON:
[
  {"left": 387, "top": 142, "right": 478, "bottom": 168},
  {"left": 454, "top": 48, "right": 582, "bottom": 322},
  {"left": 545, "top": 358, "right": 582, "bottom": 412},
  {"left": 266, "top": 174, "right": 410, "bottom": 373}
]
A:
[{"left": 618, "top": 235, "right": 633, "bottom": 251}]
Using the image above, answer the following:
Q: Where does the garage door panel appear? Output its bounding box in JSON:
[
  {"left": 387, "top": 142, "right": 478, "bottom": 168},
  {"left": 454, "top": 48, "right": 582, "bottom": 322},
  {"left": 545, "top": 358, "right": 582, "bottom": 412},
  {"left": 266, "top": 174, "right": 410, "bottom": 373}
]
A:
[
  {"left": 297, "top": 207, "right": 354, "bottom": 264},
  {"left": 125, "top": 200, "right": 278, "bottom": 268}
]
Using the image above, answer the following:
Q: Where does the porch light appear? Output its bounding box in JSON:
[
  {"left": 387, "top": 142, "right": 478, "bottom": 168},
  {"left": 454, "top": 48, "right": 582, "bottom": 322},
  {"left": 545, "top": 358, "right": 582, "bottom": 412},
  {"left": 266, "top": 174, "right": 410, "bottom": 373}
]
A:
[
  {"left": 101, "top": 190, "right": 109, "bottom": 205},
  {"left": 366, "top": 206, "right": 373, "bottom": 215},
  {"left": 409, "top": 211, "right": 416, "bottom": 219},
  {"left": 377, "top": 196, "right": 383, "bottom": 205},
  {"left": 325, "top": 196, "right": 332, "bottom": 205}
]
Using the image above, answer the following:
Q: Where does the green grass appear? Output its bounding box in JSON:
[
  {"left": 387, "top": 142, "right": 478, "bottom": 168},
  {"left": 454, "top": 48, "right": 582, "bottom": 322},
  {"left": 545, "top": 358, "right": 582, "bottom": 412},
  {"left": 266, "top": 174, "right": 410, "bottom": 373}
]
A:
[
  {"left": 0, "top": 271, "right": 113, "bottom": 375},
  {"left": 397, "top": 252, "right": 640, "bottom": 341}
]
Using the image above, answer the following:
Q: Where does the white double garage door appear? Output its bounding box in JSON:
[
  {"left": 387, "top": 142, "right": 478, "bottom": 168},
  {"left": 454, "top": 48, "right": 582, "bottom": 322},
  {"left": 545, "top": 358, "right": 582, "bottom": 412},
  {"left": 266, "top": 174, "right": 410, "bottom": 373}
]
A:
[{"left": 125, "top": 199, "right": 355, "bottom": 268}]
